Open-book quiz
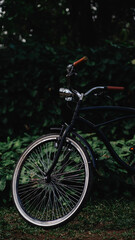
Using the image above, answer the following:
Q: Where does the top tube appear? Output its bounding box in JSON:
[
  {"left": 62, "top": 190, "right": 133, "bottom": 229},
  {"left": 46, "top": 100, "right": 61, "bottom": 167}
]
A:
[{"left": 80, "top": 106, "right": 135, "bottom": 113}]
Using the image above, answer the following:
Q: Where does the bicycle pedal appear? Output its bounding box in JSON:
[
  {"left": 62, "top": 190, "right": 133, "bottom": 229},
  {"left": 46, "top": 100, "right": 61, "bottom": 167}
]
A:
[{"left": 130, "top": 147, "right": 135, "bottom": 154}]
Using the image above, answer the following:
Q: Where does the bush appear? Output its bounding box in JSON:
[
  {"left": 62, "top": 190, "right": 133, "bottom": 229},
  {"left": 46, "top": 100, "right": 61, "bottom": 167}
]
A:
[
  {"left": 1, "top": 133, "right": 135, "bottom": 204},
  {"left": 0, "top": 41, "right": 135, "bottom": 203},
  {"left": 0, "top": 134, "right": 38, "bottom": 203},
  {"left": 0, "top": 41, "right": 135, "bottom": 140}
]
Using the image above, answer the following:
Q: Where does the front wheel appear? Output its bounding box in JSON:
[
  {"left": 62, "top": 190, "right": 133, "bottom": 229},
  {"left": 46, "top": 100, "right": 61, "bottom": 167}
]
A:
[{"left": 12, "top": 133, "right": 93, "bottom": 228}]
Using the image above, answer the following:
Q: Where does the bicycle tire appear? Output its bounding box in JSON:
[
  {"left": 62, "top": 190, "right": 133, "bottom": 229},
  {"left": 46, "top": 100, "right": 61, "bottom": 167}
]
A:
[{"left": 12, "top": 133, "right": 93, "bottom": 228}]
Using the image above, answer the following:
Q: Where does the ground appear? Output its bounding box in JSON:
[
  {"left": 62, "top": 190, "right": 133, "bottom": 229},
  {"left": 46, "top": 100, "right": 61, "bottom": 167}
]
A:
[{"left": 1, "top": 198, "right": 135, "bottom": 240}]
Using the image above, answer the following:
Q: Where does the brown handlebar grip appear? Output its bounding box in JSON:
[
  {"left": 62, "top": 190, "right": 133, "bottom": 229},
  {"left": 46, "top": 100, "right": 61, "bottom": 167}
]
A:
[
  {"left": 107, "top": 86, "right": 125, "bottom": 91},
  {"left": 73, "top": 56, "right": 88, "bottom": 67}
]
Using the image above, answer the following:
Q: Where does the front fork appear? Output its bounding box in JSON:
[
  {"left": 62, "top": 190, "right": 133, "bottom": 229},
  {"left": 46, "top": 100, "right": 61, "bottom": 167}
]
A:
[
  {"left": 45, "top": 123, "right": 72, "bottom": 178},
  {"left": 46, "top": 99, "right": 82, "bottom": 178}
]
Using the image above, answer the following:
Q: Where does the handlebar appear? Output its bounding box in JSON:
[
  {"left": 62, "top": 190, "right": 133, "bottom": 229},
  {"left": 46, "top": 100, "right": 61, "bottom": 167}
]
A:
[
  {"left": 84, "top": 86, "right": 124, "bottom": 97},
  {"left": 66, "top": 56, "right": 88, "bottom": 79},
  {"left": 60, "top": 85, "right": 125, "bottom": 101},
  {"left": 73, "top": 56, "right": 88, "bottom": 67},
  {"left": 64, "top": 57, "right": 125, "bottom": 101},
  {"left": 106, "top": 86, "right": 125, "bottom": 91}
]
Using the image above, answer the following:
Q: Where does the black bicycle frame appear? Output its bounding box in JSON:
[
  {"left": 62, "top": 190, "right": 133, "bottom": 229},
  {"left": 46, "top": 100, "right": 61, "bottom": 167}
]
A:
[
  {"left": 46, "top": 100, "right": 82, "bottom": 176},
  {"left": 79, "top": 105, "right": 135, "bottom": 174},
  {"left": 47, "top": 104, "right": 135, "bottom": 177}
]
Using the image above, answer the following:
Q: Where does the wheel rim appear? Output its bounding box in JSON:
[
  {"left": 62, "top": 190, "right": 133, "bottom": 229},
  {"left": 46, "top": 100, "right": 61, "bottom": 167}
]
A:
[{"left": 13, "top": 135, "right": 89, "bottom": 227}]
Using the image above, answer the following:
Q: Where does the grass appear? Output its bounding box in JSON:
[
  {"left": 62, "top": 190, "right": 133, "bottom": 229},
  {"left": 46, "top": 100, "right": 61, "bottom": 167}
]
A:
[{"left": 1, "top": 197, "right": 135, "bottom": 240}]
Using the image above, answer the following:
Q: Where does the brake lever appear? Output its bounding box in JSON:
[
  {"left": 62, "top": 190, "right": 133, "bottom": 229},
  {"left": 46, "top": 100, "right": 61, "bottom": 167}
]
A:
[
  {"left": 94, "top": 91, "right": 115, "bottom": 104},
  {"left": 94, "top": 91, "right": 104, "bottom": 97},
  {"left": 66, "top": 64, "right": 78, "bottom": 88},
  {"left": 66, "top": 64, "right": 78, "bottom": 78}
]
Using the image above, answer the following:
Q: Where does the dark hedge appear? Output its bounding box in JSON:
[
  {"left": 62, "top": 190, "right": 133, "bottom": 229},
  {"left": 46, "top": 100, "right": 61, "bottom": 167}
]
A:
[{"left": 0, "top": 41, "right": 135, "bottom": 139}]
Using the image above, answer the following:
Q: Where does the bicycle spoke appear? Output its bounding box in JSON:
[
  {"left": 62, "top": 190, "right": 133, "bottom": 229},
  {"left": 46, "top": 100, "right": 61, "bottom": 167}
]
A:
[{"left": 12, "top": 134, "right": 91, "bottom": 227}]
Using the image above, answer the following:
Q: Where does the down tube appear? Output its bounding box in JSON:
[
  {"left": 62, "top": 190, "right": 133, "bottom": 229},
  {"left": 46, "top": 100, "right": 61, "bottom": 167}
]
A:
[{"left": 78, "top": 116, "right": 135, "bottom": 175}]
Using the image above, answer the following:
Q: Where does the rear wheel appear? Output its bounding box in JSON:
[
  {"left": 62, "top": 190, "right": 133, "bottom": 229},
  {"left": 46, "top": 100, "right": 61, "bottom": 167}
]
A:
[{"left": 12, "top": 133, "right": 93, "bottom": 228}]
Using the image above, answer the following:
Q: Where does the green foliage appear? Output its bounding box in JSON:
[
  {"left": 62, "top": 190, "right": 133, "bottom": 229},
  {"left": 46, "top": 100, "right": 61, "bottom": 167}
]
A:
[
  {"left": 78, "top": 131, "right": 135, "bottom": 198},
  {"left": 87, "top": 133, "right": 135, "bottom": 171},
  {"left": 1, "top": 0, "right": 135, "bottom": 47},
  {"left": 0, "top": 41, "right": 135, "bottom": 204},
  {"left": 0, "top": 134, "right": 38, "bottom": 203},
  {"left": 1, "top": 133, "right": 135, "bottom": 204},
  {"left": 0, "top": 41, "right": 135, "bottom": 139},
  {"left": 0, "top": 0, "right": 135, "bottom": 210}
]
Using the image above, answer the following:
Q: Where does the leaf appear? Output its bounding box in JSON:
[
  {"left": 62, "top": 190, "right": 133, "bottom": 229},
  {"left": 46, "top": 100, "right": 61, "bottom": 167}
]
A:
[{"left": 0, "top": 177, "right": 6, "bottom": 191}]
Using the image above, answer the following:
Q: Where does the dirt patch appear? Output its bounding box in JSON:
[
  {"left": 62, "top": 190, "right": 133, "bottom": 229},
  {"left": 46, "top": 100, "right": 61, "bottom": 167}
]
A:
[
  {"left": 3, "top": 229, "right": 133, "bottom": 240},
  {"left": 1, "top": 201, "right": 135, "bottom": 240}
]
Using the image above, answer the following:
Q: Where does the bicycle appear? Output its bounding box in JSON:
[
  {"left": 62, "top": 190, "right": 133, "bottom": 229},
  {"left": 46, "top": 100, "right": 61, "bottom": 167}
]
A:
[{"left": 12, "top": 56, "right": 135, "bottom": 228}]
